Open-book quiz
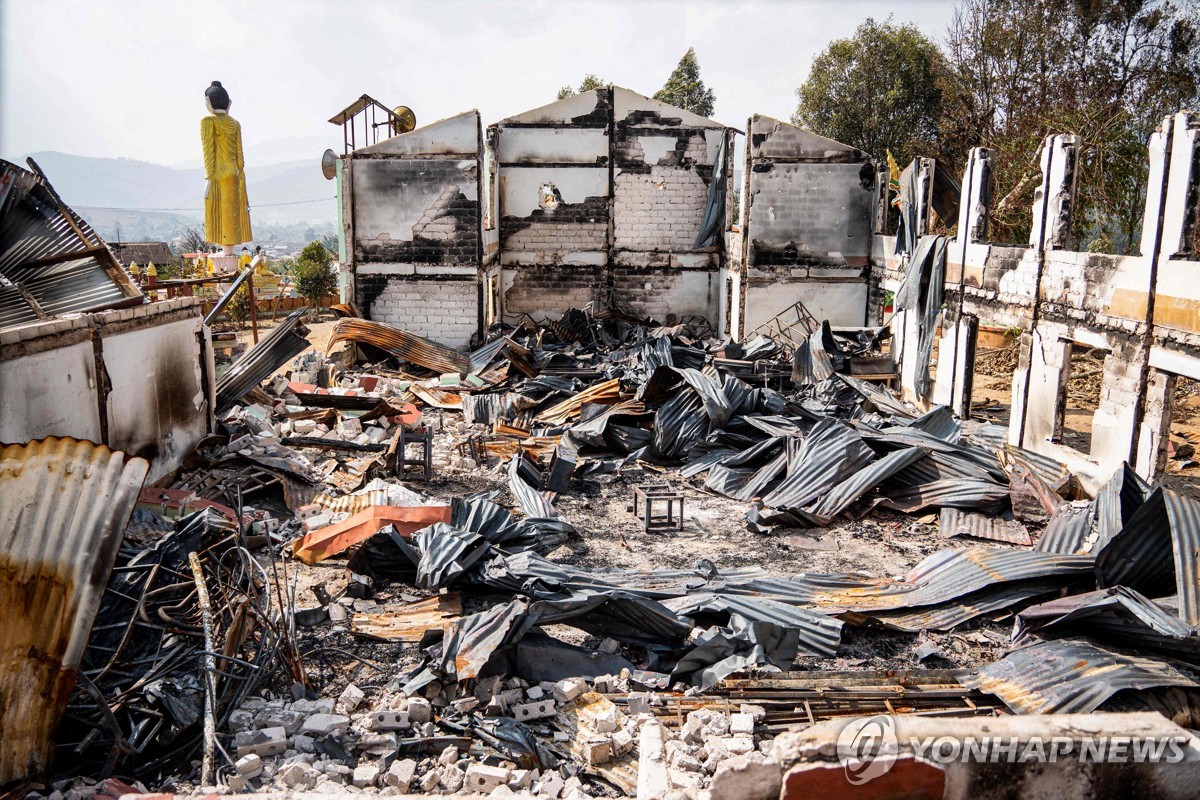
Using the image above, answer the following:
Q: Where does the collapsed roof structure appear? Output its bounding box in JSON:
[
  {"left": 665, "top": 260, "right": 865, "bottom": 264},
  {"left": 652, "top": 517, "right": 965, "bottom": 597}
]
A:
[{"left": 2, "top": 91, "right": 1200, "bottom": 799}]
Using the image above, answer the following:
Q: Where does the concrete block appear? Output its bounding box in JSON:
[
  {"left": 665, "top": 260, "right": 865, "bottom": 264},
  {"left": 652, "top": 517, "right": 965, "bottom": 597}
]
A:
[
  {"left": 234, "top": 726, "right": 286, "bottom": 758},
  {"left": 730, "top": 712, "right": 756, "bottom": 735},
  {"left": 583, "top": 738, "right": 612, "bottom": 766},
  {"left": 368, "top": 710, "right": 411, "bottom": 730},
  {"left": 352, "top": 763, "right": 380, "bottom": 788},
  {"left": 513, "top": 699, "right": 556, "bottom": 722},
  {"left": 386, "top": 758, "right": 417, "bottom": 791},
  {"left": 637, "top": 721, "right": 670, "bottom": 800},
  {"left": 300, "top": 713, "right": 350, "bottom": 736},
  {"left": 418, "top": 769, "right": 441, "bottom": 792},
  {"left": 553, "top": 677, "right": 587, "bottom": 703},
  {"left": 465, "top": 763, "right": 512, "bottom": 794},
  {"left": 710, "top": 753, "right": 782, "bottom": 800},
  {"left": 235, "top": 753, "right": 263, "bottom": 778},
  {"left": 302, "top": 512, "right": 332, "bottom": 532}
]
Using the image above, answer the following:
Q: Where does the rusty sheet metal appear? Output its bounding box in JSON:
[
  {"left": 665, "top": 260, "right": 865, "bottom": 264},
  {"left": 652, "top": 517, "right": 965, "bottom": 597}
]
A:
[
  {"left": 962, "top": 637, "right": 1200, "bottom": 715},
  {"left": 1095, "top": 488, "right": 1200, "bottom": 625},
  {"left": 1035, "top": 501, "right": 1095, "bottom": 554},
  {"left": 537, "top": 378, "right": 623, "bottom": 425},
  {"left": 351, "top": 593, "right": 462, "bottom": 641},
  {"left": 291, "top": 504, "right": 451, "bottom": 564},
  {"left": 410, "top": 383, "right": 463, "bottom": 409},
  {"left": 851, "top": 580, "right": 1061, "bottom": 633},
  {"left": 0, "top": 159, "right": 143, "bottom": 330},
  {"left": 0, "top": 437, "right": 148, "bottom": 782},
  {"left": 327, "top": 318, "right": 471, "bottom": 374},
  {"left": 939, "top": 507, "right": 1032, "bottom": 546}
]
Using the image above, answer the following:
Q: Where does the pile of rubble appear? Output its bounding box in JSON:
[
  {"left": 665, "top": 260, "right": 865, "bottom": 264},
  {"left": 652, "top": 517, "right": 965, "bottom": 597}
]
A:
[{"left": 35, "top": 305, "right": 1200, "bottom": 797}]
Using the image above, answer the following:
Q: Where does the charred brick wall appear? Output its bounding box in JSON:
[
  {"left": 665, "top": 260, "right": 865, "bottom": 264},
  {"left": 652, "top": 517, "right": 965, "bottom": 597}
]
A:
[
  {"left": 357, "top": 274, "right": 478, "bottom": 346},
  {"left": 346, "top": 111, "right": 484, "bottom": 346},
  {"left": 492, "top": 88, "right": 727, "bottom": 325}
]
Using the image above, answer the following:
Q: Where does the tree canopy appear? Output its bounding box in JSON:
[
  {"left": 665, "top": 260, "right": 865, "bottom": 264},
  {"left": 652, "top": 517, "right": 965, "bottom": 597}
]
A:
[
  {"left": 794, "top": 3, "right": 1200, "bottom": 250},
  {"left": 557, "top": 74, "right": 608, "bottom": 100},
  {"left": 793, "top": 18, "right": 945, "bottom": 167},
  {"left": 653, "top": 48, "right": 716, "bottom": 118}
]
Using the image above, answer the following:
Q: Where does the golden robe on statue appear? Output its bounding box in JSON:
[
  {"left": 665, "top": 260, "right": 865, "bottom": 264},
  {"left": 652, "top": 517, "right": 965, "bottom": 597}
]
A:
[{"left": 201, "top": 113, "right": 253, "bottom": 246}]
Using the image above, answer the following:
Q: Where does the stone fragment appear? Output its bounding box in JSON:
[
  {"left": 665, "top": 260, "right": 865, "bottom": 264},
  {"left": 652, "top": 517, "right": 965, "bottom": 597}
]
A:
[
  {"left": 553, "top": 677, "right": 587, "bottom": 703},
  {"left": 438, "top": 764, "right": 465, "bottom": 792},
  {"left": 352, "top": 763, "right": 380, "bottom": 788},
  {"left": 275, "top": 762, "right": 319, "bottom": 790},
  {"left": 730, "top": 712, "right": 756, "bottom": 735},
  {"left": 407, "top": 696, "right": 432, "bottom": 723},
  {"left": 418, "top": 770, "right": 441, "bottom": 792},
  {"left": 339, "top": 683, "right": 365, "bottom": 712},
  {"left": 438, "top": 745, "right": 459, "bottom": 765}
]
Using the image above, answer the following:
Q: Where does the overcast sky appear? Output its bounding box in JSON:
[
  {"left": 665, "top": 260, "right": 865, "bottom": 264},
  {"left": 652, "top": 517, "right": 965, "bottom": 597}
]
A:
[{"left": 1, "top": 0, "right": 957, "bottom": 167}]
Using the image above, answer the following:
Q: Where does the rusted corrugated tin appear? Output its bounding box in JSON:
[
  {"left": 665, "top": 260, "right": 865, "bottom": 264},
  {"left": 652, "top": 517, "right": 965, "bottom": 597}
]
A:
[
  {"left": 0, "top": 159, "right": 143, "bottom": 329},
  {"left": 962, "top": 637, "right": 1200, "bottom": 715},
  {"left": 327, "top": 318, "right": 471, "bottom": 375},
  {"left": 0, "top": 437, "right": 148, "bottom": 782}
]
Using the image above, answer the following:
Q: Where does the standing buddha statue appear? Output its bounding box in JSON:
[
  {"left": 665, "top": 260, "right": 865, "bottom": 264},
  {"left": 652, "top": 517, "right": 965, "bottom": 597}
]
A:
[{"left": 201, "top": 81, "right": 252, "bottom": 256}]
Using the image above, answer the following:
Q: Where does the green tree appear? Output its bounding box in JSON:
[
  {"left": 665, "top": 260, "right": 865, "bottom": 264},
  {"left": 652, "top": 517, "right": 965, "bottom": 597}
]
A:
[
  {"left": 653, "top": 48, "right": 716, "bottom": 117},
  {"left": 793, "top": 18, "right": 945, "bottom": 166},
  {"left": 940, "top": 0, "right": 1200, "bottom": 247},
  {"left": 556, "top": 74, "right": 608, "bottom": 100},
  {"left": 291, "top": 240, "right": 338, "bottom": 316}
]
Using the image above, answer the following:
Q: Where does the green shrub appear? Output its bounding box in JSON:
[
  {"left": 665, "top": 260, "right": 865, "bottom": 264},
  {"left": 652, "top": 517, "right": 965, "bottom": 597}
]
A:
[{"left": 291, "top": 241, "right": 338, "bottom": 312}]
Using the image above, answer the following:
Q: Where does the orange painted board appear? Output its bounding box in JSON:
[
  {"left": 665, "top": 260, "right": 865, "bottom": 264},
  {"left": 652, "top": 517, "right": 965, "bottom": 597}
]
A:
[{"left": 291, "top": 504, "right": 450, "bottom": 564}]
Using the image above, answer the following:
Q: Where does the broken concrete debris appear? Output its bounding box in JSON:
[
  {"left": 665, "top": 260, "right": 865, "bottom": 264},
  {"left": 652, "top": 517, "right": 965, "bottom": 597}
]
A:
[{"left": 12, "top": 301, "right": 1198, "bottom": 799}]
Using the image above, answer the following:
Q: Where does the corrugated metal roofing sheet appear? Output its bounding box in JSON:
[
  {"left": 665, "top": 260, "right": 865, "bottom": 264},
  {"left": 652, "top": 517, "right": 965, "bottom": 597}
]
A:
[
  {"left": 0, "top": 159, "right": 143, "bottom": 329},
  {"left": 1095, "top": 487, "right": 1200, "bottom": 625},
  {"left": 962, "top": 637, "right": 1200, "bottom": 715},
  {"left": 216, "top": 309, "right": 310, "bottom": 408},
  {"left": 327, "top": 318, "right": 471, "bottom": 374},
  {"left": 0, "top": 437, "right": 148, "bottom": 782}
]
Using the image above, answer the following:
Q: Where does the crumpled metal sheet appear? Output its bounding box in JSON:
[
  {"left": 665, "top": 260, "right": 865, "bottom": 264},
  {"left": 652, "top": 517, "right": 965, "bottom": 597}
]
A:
[
  {"left": 1013, "top": 587, "right": 1200, "bottom": 664},
  {"left": 671, "top": 615, "right": 799, "bottom": 691},
  {"left": 216, "top": 309, "right": 311, "bottom": 408},
  {"left": 854, "top": 580, "right": 1062, "bottom": 633},
  {"left": 962, "top": 637, "right": 1200, "bottom": 715},
  {"left": 1095, "top": 487, "right": 1200, "bottom": 625},
  {"left": 805, "top": 446, "right": 926, "bottom": 523},
  {"left": 663, "top": 592, "right": 842, "bottom": 657},
  {"left": 896, "top": 235, "right": 948, "bottom": 399},
  {"left": 762, "top": 420, "right": 875, "bottom": 510},
  {"left": 1035, "top": 501, "right": 1094, "bottom": 555},
  {"left": 0, "top": 438, "right": 148, "bottom": 782},
  {"left": 327, "top": 318, "right": 471, "bottom": 374}
]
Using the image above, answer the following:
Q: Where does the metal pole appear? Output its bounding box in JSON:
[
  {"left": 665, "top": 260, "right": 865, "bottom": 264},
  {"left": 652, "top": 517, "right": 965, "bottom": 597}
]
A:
[
  {"left": 189, "top": 551, "right": 217, "bottom": 786},
  {"left": 248, "top": 271, "right": 259, "bottom": 344}
]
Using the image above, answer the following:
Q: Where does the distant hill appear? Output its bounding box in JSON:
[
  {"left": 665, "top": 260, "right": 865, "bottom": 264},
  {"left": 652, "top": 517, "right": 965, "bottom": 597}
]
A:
[{"left": 23, "top": 151, "right": 336, "bottom": 227}]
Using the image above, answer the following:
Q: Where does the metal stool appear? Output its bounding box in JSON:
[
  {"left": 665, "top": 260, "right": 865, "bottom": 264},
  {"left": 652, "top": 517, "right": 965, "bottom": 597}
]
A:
[
  {"left": 394, "top": 426, "right": 434, "bottom": 481},
  {"left": 632, "top": 483, "right": 685, "bottom": 531}
]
